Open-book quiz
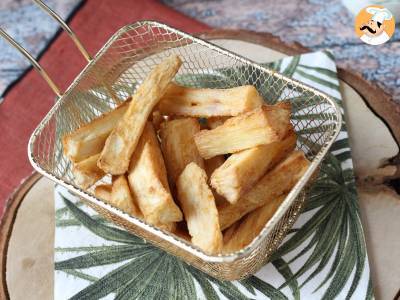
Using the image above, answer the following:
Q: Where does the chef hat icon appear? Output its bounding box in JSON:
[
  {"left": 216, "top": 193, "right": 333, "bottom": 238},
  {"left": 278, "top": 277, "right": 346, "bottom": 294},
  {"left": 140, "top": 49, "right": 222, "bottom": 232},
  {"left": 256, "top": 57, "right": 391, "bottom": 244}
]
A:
[{"left": 366, "top": 7, "right": 393, "bottom": 23}]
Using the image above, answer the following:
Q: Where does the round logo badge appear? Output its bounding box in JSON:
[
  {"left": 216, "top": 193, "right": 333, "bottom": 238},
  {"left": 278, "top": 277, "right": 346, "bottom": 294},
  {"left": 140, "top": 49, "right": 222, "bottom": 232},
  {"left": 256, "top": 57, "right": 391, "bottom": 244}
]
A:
[{"left": 355, "top": 5, "right": 396, "bottom": 45}]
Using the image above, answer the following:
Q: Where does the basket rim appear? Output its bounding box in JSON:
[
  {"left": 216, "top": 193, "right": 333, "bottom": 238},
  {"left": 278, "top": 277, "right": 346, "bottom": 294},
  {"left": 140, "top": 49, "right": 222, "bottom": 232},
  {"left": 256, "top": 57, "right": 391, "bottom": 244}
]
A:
[{"left": 27, "top": 20, "right": 342, "bottom": 263}]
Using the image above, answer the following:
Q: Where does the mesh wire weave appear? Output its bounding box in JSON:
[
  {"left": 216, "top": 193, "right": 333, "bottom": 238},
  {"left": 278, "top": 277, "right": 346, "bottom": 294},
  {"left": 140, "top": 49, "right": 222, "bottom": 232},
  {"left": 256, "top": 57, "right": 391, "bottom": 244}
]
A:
[{"left": 28, "top": 21, "right": 341, "bottom": 280}]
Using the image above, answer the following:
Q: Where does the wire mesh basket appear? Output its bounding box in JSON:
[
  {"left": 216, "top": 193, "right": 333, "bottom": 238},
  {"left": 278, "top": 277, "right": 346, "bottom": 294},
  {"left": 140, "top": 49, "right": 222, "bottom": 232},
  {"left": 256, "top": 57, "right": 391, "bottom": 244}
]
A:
[{"left": 2, "top": 8, "right": 341, "bottom": 281}]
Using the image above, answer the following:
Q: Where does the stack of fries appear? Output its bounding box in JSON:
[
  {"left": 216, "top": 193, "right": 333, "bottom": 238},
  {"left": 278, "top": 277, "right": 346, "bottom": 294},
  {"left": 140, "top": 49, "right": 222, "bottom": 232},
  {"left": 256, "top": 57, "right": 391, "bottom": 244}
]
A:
[{"left": 62, "top": 55, "right": 310, "bottom": 255}]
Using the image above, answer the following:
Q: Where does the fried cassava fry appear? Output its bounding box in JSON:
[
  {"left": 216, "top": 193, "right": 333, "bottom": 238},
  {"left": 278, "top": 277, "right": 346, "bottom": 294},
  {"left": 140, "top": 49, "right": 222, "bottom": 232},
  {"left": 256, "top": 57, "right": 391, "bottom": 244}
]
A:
[
  {"left": 176, "top": 163, "right": 223, "bottom": 254},
  {"left": 159, "top": 118, "right": 204, "bottom": 184},
  {"left": 63, "top": 101, "right": 129, "bottom": 162},
  {"left": 223, "top": 194, "right": 286, "bottom": 253},
  {"left": 72, "top": 153, "right": 105, "bottom": 189},
  {"left": 128, "top": 122, "right": 183, "bottom": 227},
  {"left": 98, "top": 55, "right": 182, "bottom": 174},
  {"left": 158, "top": 84, "right": 263, "bottom": 117},
  {"left": 194, "top": 103, "right": 291, "bottom": 159},
  {"left": 218, "top": 150, "right": 309, "bottom": 230},
  {"left": 211, "top": 127, "right": 296, "bottom": 203}
]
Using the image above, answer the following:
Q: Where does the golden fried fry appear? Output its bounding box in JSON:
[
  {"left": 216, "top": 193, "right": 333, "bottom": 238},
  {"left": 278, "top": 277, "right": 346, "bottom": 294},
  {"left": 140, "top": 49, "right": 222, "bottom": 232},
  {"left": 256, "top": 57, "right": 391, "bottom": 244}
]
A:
[
  {"left": 72, "top": 153, "right": 105, "bottom": 189},
  {"left": 128, "top": 122, "right": 183, "bottom": 226},
  {"left": 94, "top": 184, "right": 112, "bottom": 202},
  {"left": 111, "top": 175, "right": 143, "bottom": 217},
  {"left": 218, "top": 150, "right": 309, "bottom": 230},
  {"left": 176, "top": 163, "right": 223, "bottom": 254},
  {"left": 194, "top": 104, "right": 291, "bottom": 159},
  {"left": 158, "top": 84, "right": 263, "bottom": 117},
  {"left": 62, "top": 101, "right": 129, "bottom": 162},
  {"left": 99, "top": 55, "right": 182, "bottom": 174},
  {"left": 95, "top": 177, "right": 175, "bottom": 231},
  {"left": 211, "top": 128, "right": 296, "bottom": 203},
  {"left": 223, "top": 194, "right": 286, "bottom": 253},
  {"left": 159, "top": 118, "right": 204, "bottom": 183}
]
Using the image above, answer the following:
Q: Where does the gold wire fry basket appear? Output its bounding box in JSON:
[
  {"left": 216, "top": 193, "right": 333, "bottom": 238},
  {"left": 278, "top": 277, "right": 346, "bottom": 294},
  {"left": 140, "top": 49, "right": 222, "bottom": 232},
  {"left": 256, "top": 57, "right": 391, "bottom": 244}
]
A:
[{"left": 1, "top": 1, "right": 342, "bottom": 281}]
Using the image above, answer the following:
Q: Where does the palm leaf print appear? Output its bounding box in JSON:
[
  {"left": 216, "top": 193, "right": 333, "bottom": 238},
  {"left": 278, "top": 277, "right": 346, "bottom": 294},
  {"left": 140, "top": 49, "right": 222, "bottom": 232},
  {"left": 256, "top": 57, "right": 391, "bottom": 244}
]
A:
[
  {"left": 272, "top": 154, "right": 368, "bottom": 299},
  {"left": 56, "top": 195, "right": 291, "bottom": 299}
]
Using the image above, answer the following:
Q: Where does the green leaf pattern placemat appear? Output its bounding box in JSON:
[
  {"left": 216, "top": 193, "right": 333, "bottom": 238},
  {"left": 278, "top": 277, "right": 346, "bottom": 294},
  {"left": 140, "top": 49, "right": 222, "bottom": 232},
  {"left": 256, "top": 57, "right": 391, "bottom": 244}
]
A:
[{"left": 54, "top": 51, "right": 373, "bottom": 299}]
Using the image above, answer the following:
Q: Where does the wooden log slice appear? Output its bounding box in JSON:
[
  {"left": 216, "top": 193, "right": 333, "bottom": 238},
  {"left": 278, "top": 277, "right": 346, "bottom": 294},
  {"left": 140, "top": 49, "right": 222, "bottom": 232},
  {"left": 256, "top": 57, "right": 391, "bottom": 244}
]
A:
[{"left": 0, "top": 173, "right": 54, "bottom": 300}]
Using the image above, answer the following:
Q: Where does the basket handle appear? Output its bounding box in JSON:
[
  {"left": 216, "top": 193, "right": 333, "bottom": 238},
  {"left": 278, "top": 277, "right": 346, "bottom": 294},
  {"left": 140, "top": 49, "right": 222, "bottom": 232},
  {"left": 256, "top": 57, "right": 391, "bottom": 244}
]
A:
[{"left": 0, "top": 0, "right": 92, "bottom": 97}]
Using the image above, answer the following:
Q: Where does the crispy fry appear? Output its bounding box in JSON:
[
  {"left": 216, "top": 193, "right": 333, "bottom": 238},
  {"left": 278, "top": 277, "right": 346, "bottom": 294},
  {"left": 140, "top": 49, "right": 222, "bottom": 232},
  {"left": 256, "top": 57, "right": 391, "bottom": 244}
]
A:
[
  {"left": 158, "top": 84, "right": 263, "bottom": 117},
  {"left": 211, "top": 128, "right": 296, "bottom": 203},
  {"left": 111, "top": 175, "right": 143, "bottom": 217},
  {"left": 207, "top": 116, "right": 229, "bottom": 129},
  {"left": 128, "top": 122, "right": 183, "bottom": 226},
  {"left": 62, "top": 101, "right": 129, "bottom": 162},
  {"left": 72, "top": 153, "right": 105, "bottom": 189},
  {"left": 194, "top": 104, "right": 291, "bottom": 159},
  {"left": 223, "top": 194, "right": 286, "bottom": 253},
  {"left": 94, "top": 182, "right": 172, "bottom": 229},
  {"left": 159, "top": 118, "right": 204, "bottom": 183},
  {"left": 99, "top": 55, "right": 182, "bottom": 174},
  {"left": 177, "top": 163, "right": 223, "bottom": 254},
  {"left": 94, "top": 184, "right": 112, "bottom": 201},
  {"left": 218, "top": 150, "right": 310, "bottom": 230}
]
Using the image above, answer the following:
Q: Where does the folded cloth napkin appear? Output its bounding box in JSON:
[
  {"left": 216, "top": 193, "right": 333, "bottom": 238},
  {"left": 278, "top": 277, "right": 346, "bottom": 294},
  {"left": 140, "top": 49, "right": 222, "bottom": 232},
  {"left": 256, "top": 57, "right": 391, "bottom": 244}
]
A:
[{"left": 54, "top": 50, "right": 373, "bottom": 300}]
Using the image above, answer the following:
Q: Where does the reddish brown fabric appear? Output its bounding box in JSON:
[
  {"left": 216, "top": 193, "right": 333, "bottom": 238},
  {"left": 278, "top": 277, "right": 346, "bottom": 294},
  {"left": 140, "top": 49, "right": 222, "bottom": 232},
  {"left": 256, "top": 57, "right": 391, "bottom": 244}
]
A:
[{"left": 0, "top": 0, "right": 209, "bottom": 213}]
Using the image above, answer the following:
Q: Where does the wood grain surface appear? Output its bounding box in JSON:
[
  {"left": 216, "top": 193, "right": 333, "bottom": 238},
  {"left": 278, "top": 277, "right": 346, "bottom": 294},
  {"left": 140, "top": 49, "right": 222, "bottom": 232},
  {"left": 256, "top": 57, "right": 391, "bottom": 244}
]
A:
[{"left": 0, "top": 172, "right": 41, "bottom": 300}]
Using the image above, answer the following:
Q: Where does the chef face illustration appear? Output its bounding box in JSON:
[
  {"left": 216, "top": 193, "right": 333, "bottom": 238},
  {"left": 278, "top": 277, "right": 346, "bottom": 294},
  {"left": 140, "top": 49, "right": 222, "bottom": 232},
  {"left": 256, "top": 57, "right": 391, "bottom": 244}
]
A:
[{"left": 358, "top": 7, "right": 394, "bottom": 45}]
